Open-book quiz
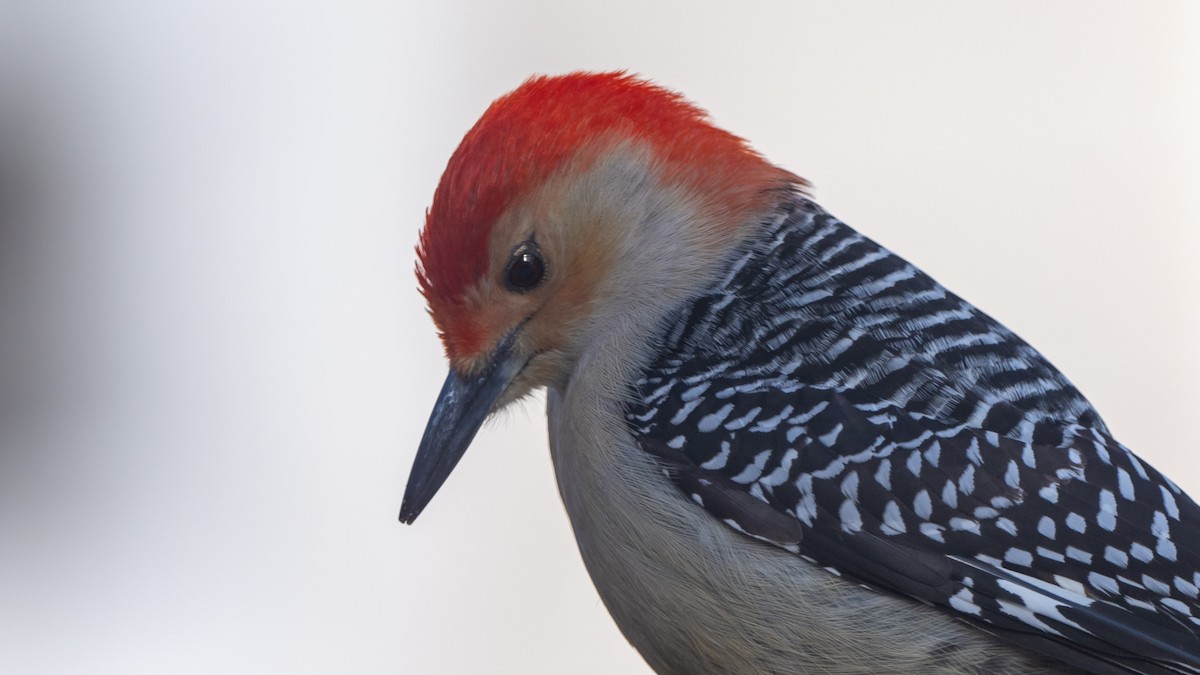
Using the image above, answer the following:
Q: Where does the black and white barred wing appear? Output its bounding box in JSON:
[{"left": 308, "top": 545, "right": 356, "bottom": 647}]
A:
[{"left": 627, "top": 380, "right": 1200, "bottom": 673}]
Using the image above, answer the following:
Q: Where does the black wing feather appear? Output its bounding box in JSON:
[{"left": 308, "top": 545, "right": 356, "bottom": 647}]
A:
[{"left": 626, "top": 199, "right": 1200, "bottom": 672}]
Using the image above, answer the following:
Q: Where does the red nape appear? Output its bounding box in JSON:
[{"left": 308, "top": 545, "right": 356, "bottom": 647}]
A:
[{"left": 416, "top": 72, "right": 793, "bottom": 358}]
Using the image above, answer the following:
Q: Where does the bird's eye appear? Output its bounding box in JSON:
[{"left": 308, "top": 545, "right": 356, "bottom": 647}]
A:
[{"left": 505, "top": 244, "right": 545, "bottom": 292}]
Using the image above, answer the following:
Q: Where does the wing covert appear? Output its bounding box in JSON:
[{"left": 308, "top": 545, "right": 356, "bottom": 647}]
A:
[
  {"left": 628, "top": 370, "right": 1200, "bottom": 673},
  {"left": 625, "top": 199, "right": 1200, "bottom": 672}
]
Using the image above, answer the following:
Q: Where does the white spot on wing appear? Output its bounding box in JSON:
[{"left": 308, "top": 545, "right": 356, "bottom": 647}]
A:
[
  {"left": 1151, "top": 511, "right": 1170, "bottom": 539},
  {"left": 1065, "top": 512, "right": 1086, "bottom": 534},
  {"left": 1036, "top": 547, "right": 1065, "bottom": 563},
  {"left": 1097, "top": 489, "right": 1117, "bottom": 531},
  {"left": 749, "top": 405, "right": 792, "bottom": 432},
  {"left": 1117, "top": 467, "right": 1135, "bottom": 501},
  {"left": 1088, "top": 572, "right": 1119, "bottom": 595},
  {"left": 874, "top": 459, "right": 892, "bottom": 491},
  {"left": 906, "top": 450, "right": 922, "bottom": 477},
  {"left": 794, "top": 474, "right": 816, "bottom": 526},
  {"left": 1175, "top": 576, "right": 1199, "bottom": 599},
  {"left": 941, "top": 480, "right": 958, "bottom": 509},
  {"left": 759, "top": 449, "right": 798, "bottom": 488},
  {"left": 995, "top": 579, "right": 1079, "bottom": 633},
  {"left": 697, "top": 403, "right": 735, "bottom": 433},
  {"left": 949, "top": 518, "right": 980, "bottom": 535},
  {"left": 1103, "top": 546, "right": 1129, "bottom": 568},
  {"left": 995, "top": 598, "right": 1062, "bottom": 636},
  {"left": 1161, "top": 486, "right": 1180, "bottom": 520},
  {"left": 840, "top": 471, "right": 860, "bottom": 501},
  {"left": 1054, "top": 575, "right": 1086, "bottom": 596},
  {"left": 881, "top": 500, "right": 906, "bottom": 535},
  {"left": 1004, "top": 460, "right": 1020, "bottom": 489},
  {"left": 1066, "top": 546, "right": 1092, "bottom": 564},
  {"left": 913, "top": 489, "right": 932, "bottom": 520},
  {"left": 965, "top": 437, "right": 983, "bottom": 465},
  {"left": 1157, "top": 537, "right": 1178, "bottom": 562},
  {"left": 1004, "top": 548, "right": 1033, "bottom": 567},
  {"left": 920, "top": 522, "right": 945, "bottom": 542},
  {"left": 949, "top": 588, "right": 981, "bottom": 616},
  {"left": 788, "top": 400, "right": 829, "bottom": 424},
  {"left": 1142, "top": 574, "right": 1171, "bottom": 597},
  {"left": 923, "top": 440, "right": 941, "bottom": 467},
  {"left": 1021, "top": 444, "right": 1036, "bottom": 469},
  {"left": 958, "top": 465, "right": 975, "bottom": 495},
  {"left": 818, "top": 423, "right": 843, "bottom": 446},
  {"left": 700, "top": 441, "right": 732, "bottom": 471},
  {"left": 1037, "top": 516, "right": 1056, "bottom": 540},
  {"left": 730, "top": 450, "right": 771, "bottom": 484},
  {"left": 670, "top": 398, "right": 704, "bottom": 425},
  {"left": 1127, "top": 451, "right": 1149, "bottom": 479},
  {"left": 1039, "top": 483, "right": 1059, "bottom": 504},
  {"left": 1129, "top": 542, "right": 1153, "bottom": 563},
  {"left": 1162, "top": 598, "right": 1193, "bottom": 615},
  {"left": 724, "top": 406, "right": 763, "bottom": 431},
  {"left": 839, "top": 499, "right": 863, "bottom": 533},
  {"left": 975, "top": 554, "right": 1002, "bottom": 568}
]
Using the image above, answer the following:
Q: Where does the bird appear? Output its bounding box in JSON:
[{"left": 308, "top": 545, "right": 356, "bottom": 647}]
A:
[{"left": 399, "top": 72, "right": 1200, "bottom": 674}]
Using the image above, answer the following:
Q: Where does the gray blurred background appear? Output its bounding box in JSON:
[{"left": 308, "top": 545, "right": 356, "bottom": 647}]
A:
[{"left": 1, "top": 2, "right": 1197, "bottom": 673}]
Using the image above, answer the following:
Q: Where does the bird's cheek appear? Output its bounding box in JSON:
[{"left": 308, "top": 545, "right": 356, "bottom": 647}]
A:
[{"left": 521, "top": 309, "right": 581, "bottom": 360}]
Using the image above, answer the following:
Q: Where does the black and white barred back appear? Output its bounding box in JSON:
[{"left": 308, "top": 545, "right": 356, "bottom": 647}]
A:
[{"left": 626, "top": 199, "right": 1200, "bottom": 674}]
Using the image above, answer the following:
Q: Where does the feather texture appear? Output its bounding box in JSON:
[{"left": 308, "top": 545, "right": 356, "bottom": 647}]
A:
[{"left": 627, "top": 199, "right": 1200, "bottom": 673}]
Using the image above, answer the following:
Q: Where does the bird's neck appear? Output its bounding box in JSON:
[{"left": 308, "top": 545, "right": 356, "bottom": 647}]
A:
[
  {"left": 551, "top": 194, "right": 803, "bottom": 462},
  {"left": 539, "top": 160, "right": 801, "bottom": 498}
]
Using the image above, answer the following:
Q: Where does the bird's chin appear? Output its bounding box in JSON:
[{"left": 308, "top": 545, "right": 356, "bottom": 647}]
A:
[{"left": 492, "top": 348, "right": 572, "bottom": 410}]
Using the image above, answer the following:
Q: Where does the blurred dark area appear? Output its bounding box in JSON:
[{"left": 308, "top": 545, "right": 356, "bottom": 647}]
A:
[
  {"left": 0, "top": 58, "right": 48, "bottom": 443},
  {"left": 0, "top": 41, "right": 83, "bottom": 457}
]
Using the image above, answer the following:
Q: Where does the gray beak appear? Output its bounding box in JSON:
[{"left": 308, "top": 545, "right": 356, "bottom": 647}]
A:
[{"left": 399, "top": 330, "right": 524, "bottom": 523}]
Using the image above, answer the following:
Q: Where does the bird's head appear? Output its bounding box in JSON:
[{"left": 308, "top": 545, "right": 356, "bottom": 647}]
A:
[{"left": 400, "top": 72, "right": 803, "bottom": 522}]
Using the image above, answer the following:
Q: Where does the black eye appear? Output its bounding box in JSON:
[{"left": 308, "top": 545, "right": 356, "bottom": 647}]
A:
[{"left": 504, "top": 244, "right": 545, "bottom": 292}]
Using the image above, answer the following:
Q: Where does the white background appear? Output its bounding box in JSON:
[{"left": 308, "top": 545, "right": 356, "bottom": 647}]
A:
[{"left": 1, "top": 2, "right": 1198, "bottom": 673}]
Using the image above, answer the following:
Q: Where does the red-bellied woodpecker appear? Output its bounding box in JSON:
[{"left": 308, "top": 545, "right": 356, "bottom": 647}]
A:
[{"left": 400, "top": 72, "right": 1200, "bottom": 673}]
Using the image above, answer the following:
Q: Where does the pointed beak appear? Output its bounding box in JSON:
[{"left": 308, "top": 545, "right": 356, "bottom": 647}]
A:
[{"left": 399, "top": 330, "right": 525, "bottom": 524}]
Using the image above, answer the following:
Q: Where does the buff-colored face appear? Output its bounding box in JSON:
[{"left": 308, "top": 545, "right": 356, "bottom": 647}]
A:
[
  {"left": 440, "top": 143, "right": 637, "bottom": 408},
  {"left": 402, "top": 72, "right": 797, "bottom": 524},
  {"left": 399, "top": 144, "right": 651, "bottom": 524}
]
